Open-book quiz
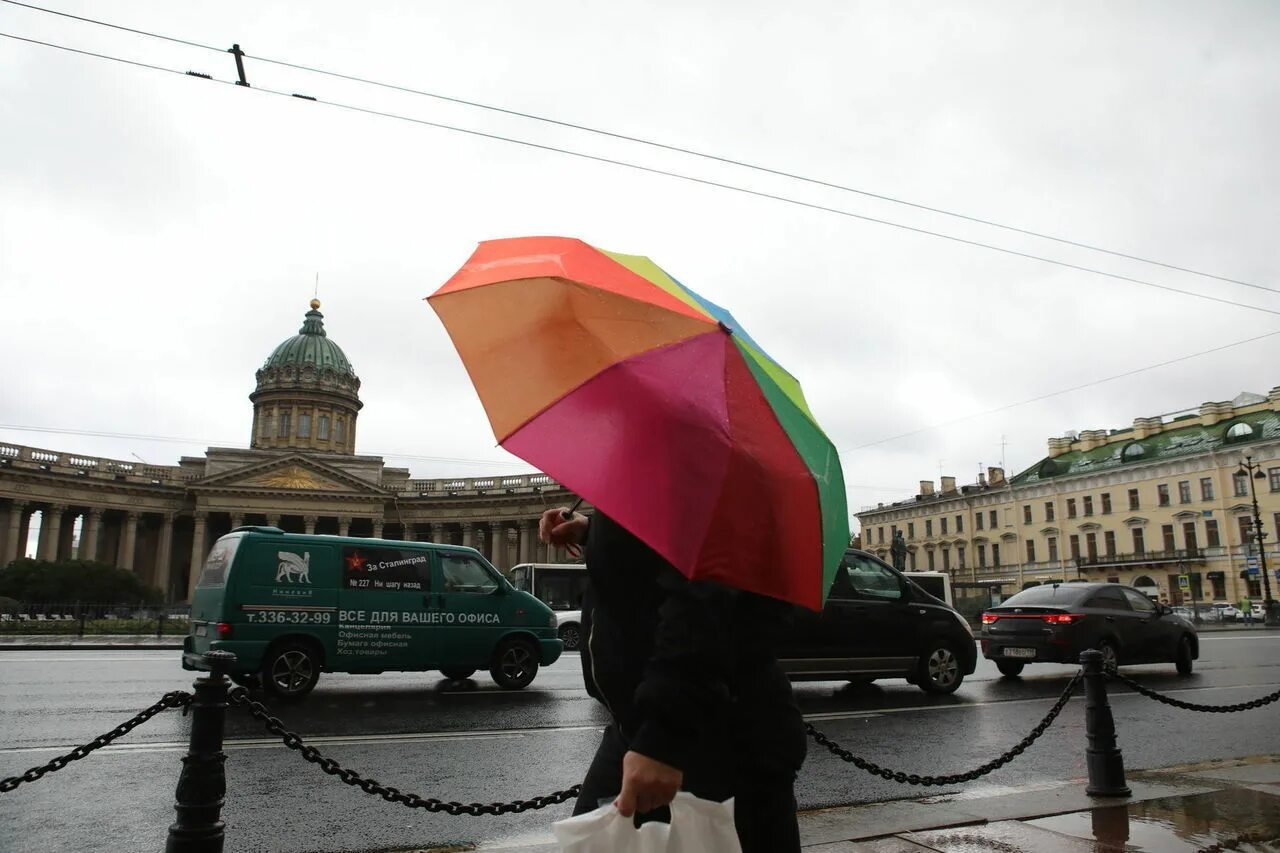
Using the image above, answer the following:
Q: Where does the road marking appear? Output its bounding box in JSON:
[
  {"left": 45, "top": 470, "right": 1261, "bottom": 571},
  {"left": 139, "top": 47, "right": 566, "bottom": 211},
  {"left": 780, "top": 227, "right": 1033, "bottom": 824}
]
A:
[{"left": 0, "top": 656, "right": 176, "bottom": 663}]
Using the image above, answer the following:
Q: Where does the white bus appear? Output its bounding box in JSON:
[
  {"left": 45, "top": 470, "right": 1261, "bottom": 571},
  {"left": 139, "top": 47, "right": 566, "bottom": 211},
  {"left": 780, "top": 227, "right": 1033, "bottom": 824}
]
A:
[{"left": 507, "top": 563, "right": 588, "bottom": 650}]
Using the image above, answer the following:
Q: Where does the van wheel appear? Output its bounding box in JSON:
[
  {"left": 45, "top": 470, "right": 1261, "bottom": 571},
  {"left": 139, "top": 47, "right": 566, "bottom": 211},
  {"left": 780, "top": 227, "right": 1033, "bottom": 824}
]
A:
[
  {"left": 917, "top": 642, "right": 964, "bottom": 694},
  {"left": 490, "top": 639, "right": 539, "bottom": 689},
  {"left": 996, "top": 660, "right": 1025, "bottom": 678},
  {"left": 1175, "top": 635, "right": 1194, "bottom": 676},
  {"left": 230, "top": 673, "right": 261, "bottom": 690},
  {"left": 558, "top": 622, "right": 582, "bottom": 651},
  {"left": 261, "top": 642, "right": 321, "bottom": 702},
  {"left": 440, "top": 667, "right": 476, "bottom": 680}
]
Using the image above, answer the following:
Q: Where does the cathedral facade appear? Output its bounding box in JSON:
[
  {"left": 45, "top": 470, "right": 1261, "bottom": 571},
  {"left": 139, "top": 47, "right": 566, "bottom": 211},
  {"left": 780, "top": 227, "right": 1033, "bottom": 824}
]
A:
[{"left": 0, "top": 300, "right": 578, "bottom": 602}]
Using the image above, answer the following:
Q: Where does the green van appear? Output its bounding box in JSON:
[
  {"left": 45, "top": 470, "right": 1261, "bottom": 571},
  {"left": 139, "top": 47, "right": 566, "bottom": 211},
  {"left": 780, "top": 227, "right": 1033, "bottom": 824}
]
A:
[{"left": 182, "top": 527, "right": 562, "bottom": 700}]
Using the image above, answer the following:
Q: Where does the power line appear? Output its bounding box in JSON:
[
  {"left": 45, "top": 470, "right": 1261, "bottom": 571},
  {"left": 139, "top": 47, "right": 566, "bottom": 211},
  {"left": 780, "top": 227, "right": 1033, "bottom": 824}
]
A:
[
  {"left": 846, "top": 328, "right": 1280, "bottom": 452},
  {"left": 4, "top": 30, "right": 1280, "bottom": 322},
  {"left": 4, "top": 0, "right": 1276, "bottom": 298}
]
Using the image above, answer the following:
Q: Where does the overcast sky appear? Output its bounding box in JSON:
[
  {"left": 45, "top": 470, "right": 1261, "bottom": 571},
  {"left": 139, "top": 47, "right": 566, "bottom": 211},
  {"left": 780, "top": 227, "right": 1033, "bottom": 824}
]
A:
[{"left": 2, "top": 1, "right": 1278, "bottom": 532}]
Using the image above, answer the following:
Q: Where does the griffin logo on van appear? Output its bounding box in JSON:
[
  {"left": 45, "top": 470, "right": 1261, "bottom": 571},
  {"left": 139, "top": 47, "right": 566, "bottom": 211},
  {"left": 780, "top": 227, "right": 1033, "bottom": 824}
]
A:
[{"left": 276, "top": 552, "right": 312, "bottom": 584}]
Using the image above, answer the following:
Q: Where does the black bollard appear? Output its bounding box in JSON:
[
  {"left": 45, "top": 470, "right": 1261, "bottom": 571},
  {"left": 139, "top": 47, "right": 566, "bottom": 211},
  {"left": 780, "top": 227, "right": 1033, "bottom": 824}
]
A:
[
  {"left": 166, "top": 650, "right": 237, "bottom": 853},
  {"left": 1081, "top": 649, "right": 1131, "bottom": 797}
]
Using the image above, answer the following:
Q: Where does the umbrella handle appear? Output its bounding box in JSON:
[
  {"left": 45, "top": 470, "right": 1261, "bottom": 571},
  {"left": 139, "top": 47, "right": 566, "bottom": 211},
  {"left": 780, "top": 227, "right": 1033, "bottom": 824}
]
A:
[{"left": 561, "top": 497, "right": 584, "bottom": 521}]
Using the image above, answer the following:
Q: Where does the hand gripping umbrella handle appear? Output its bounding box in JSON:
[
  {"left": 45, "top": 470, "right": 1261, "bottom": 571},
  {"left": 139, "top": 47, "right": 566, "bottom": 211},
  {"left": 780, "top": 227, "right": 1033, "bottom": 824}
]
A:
[{"left": 561, "top": 498, "right": 584, "bottom": 559}]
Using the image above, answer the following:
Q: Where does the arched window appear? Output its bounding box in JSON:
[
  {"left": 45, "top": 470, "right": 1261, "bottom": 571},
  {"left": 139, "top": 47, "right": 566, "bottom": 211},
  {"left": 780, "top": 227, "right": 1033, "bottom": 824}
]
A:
[
  {"left": 318, "top": 415, "right": 330, "bottom": 440},
  {"left": 1133, "top": 575, "right": 1157, "bottom": 588},
  {"left": 1122, "top": 443, "right": 1145, "bottom": 461},
  {"left": 1225, "top": 422, "right": 1254, "bottom": 441}
]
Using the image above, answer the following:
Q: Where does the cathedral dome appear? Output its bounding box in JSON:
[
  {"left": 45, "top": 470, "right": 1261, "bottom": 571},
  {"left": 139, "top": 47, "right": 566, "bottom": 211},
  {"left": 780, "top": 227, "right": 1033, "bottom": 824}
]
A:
[{"left": 262, "top": 299, "right": 355, "bottom": 376}]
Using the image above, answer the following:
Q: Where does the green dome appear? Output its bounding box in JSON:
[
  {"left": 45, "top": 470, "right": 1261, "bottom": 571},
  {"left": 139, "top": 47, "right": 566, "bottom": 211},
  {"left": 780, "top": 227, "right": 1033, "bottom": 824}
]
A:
[{"left": 262, "top": 300, "right": 355, "bottom": 376}]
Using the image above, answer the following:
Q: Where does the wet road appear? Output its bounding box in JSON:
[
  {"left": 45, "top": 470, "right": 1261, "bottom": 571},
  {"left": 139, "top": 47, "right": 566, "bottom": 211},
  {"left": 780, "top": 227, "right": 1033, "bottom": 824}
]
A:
[{"left": 3, "top": 634, "right": 1280, "bottom": 852}]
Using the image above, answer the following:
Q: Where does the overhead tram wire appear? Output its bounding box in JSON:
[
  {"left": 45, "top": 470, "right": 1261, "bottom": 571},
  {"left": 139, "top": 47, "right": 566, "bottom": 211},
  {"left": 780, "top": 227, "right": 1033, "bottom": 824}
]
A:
[
  {"left": 4, "top": 31, "right": 1280, "bottom": 323},
  {"left": 3, "top": 0, "right": 1277, "bottom": 298},
  {"left": 845, "top": 327, "right": 1280, "bottom": 453}
]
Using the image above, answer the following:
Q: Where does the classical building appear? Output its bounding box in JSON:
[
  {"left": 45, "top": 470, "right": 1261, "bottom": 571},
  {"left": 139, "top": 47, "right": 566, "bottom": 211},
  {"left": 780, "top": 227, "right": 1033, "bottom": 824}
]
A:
[
  {"left": 857, "top": 388, "right": 1280, "bottom": 606},
  {"left": 0, "top": 300, "right": 580, "bottom": 602}
]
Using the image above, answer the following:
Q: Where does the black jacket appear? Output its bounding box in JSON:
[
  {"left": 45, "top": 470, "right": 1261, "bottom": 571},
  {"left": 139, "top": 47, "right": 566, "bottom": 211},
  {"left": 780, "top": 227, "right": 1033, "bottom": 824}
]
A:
[{"left": 579, "top": 512, "right": 807, "bottom": 777}]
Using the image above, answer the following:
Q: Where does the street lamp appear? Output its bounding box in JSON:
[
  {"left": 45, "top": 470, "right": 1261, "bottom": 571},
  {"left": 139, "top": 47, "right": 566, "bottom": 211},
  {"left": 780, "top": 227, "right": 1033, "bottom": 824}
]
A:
[{"left": 1238, "top": 456, "right": 1274, "bottom": 625}]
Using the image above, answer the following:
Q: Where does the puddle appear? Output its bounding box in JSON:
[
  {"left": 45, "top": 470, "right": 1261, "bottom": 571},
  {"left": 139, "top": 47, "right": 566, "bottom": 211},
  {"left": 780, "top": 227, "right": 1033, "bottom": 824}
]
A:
[{"left": 1028, "top": 788, "right": 1280, "bottom": 851}]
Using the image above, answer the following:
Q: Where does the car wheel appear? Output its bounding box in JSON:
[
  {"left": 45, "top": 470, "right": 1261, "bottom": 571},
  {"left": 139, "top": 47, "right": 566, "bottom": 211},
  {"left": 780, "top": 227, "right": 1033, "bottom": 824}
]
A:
[
  {"left": 440, "top": 667, "right": 476, "bottom": 680},
  {"left": 1097, "top": 640, "right": 1119, "bottom": 672},
  {"left": 230, "top": 673, "right": 261, "bottom": 690},
  {"left": 917, "top": 643, "right": 964, "bottom": 694},
  {"left": 996, "top": 660, "right": 1025, "bottom": 678},
  {"left": 1175, "top": 635, "right": 1194, "bottom": 676},
  {"left": 558, "top": 623, "right": 582, "bottom": 651},
  {"left": 261, "top": 642, "right": 321, "bottom": 702},
  {"left": 490, "top": 638, "right": 539, "bottom": 689}
]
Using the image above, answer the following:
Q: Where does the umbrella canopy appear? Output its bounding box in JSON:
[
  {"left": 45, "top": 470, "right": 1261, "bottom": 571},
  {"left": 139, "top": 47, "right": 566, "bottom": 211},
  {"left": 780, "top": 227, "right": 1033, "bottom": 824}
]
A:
[{"left": 428, "top": 236, "right": 848, "bottom": 610}]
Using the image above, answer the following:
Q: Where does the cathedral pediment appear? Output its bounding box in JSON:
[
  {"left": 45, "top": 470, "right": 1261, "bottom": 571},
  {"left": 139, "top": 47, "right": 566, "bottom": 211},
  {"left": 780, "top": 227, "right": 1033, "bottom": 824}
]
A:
[{"left": 192, "top": 454, "right": 386, "bottom": 495}]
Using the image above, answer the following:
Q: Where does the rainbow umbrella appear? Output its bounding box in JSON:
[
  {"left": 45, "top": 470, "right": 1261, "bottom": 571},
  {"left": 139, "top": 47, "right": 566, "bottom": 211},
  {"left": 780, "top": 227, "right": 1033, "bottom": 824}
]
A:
[{"left": 427, "top": 237, "right": 848, "bottom": 610}]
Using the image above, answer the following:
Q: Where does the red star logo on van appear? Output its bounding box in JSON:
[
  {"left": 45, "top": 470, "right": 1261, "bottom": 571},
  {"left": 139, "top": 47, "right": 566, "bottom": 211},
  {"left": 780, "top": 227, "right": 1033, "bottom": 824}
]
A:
[{"left": 345, "top": 552, "right": 368, "bottom": 572}]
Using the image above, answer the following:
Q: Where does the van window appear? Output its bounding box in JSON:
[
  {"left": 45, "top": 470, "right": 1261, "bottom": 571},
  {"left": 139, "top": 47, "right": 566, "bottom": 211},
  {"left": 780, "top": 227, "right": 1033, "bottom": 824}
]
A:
[
  {"left": 342, "top": 546, "right": 431, "bottom": 592},
  {"left": 198, "top": 537, "right": 241, "bottom": 587},
  {"left": 846, "top": 556, "right": 903, "bottom": 601},
  {"left": 440, "top": 554, "right": 500, "bottom": 594}
]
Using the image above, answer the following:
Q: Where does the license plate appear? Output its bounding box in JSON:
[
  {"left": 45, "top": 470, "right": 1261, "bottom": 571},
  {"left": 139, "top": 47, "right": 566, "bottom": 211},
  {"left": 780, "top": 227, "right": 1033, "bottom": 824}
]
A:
[
  {"left": 1003, "top": 647, "right": 1036, "bottom": 659},
  {"left": 194, "top": 624, "right": 208, "bottom": 637}
]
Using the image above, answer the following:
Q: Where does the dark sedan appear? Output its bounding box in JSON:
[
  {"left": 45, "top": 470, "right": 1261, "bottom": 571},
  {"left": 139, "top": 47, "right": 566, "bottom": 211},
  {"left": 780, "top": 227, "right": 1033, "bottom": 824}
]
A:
[{"left": 980, "top": 582, "right": 1198, "bottom": 677}]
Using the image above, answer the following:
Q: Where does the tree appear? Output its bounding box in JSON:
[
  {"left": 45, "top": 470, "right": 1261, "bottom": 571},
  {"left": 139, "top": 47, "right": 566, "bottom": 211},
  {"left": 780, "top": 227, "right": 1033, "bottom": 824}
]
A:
[{"left": 0, "top": 559, "right": 163, "bottom": 604}]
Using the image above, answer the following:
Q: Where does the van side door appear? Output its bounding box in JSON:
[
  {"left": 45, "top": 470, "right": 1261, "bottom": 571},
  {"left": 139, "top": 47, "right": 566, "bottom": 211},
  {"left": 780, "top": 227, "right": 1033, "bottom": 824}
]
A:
[
  {"left": 236, "top": 539, "right": 339, "bottom": 648},
  {"left": 434, "top": 551, "right": 508, "bottom": 667},
  {"left": 337, "top": 544, "right": 435, "bottom": 669}
]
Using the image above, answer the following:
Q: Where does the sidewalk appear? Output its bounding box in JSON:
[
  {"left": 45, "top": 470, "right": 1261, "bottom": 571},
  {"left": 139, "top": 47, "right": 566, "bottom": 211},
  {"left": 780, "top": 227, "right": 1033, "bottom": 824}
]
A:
[
  {"left": 0, "top": 634, "right": 182, "bottom": 649},
  {"left": 493, "top": 755, "right": 1280, "bottom": 851}
]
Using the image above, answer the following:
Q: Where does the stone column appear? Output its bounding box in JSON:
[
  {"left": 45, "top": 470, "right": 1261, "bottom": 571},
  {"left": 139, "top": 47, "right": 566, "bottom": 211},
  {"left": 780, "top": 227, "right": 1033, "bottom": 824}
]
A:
[
  {"left": 304, "top": 515, "right": 318, "bottom": 535},
  {"left": 2, "top": 501, "right": 26, "bottom": 565},
  {"left": 338, "top": 516, "right": 351, "bottom": 537},
  {"left": 266, "top": 514, "right": 281, "bottom": 529},
  {"left": 39, "top": 504, "right": 66, "bottom": 562},
  {"left": 230, "top": 513, "right": 244, "bottom": 530},
  {"left": 403, "top": 523, "right": 416, "bottom": 541},
  {"left": 80, "top": 507, "right": 102, "bottom": 562},
  {"left": 460, "top": 521, "right": 474, "bottom": 551},
  {"left": 519, "top": 521, "right": 533, "bottom": 564},
  {"left": 187, "top": 511, "right": 208, "bottom": 598},
  {"left": 156, "top": 512, "right": 176, "bottom": 600},
  {"left": 120, "top": 511, "right": 139, "bottom": 572},
  {"left": 57, "top": 511, "right": 77, "bottom": 561},
  {"left": 429, "top": 523, "right": 444, "bottom": 544},
  {"left": 372, "top": 518, "right": 384, "bottom": 539},
  {"left": 503, "top": 525, "right": 519, "bottom": 570}
]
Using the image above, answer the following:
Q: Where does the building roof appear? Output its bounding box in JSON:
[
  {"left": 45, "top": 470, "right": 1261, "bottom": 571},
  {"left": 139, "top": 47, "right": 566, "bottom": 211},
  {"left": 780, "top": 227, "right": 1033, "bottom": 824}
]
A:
[
  {"left": 262, "top": 299, "right": 355, "bottom": 377},
  {"left": 1011, "top": 409, "right": 1280, "bottom": 485}
]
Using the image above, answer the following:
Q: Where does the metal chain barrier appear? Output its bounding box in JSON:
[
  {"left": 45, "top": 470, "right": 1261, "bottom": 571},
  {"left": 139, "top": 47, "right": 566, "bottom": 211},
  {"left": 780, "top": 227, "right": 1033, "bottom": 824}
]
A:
[
  {"left": 1106, "top": 670, "right": 1280, "bottom": 713},
  {"left": 806, "top": 671, "right": 1083, "bottom": 786},
  {"left": 228, "top": 688, "right": 581, "bottom": 815},
  {"left": 0, "top": 690, "right": 192, "bottom": 794}
]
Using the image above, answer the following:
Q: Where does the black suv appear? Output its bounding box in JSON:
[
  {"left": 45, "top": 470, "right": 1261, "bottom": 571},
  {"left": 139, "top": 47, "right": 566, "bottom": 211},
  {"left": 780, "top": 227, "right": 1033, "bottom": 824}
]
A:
[{"left": 778, "top": 549, "right": 976, "bottom": 694}]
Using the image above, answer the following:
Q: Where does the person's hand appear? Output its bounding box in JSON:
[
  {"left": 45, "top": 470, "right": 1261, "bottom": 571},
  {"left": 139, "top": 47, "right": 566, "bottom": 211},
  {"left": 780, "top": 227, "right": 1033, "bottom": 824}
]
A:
[
  {"left": 538, "top": 508, "right": 587, "bottom": 547},
  {"left": 614, "top": 751, "right": 682, "bottom": 817}
]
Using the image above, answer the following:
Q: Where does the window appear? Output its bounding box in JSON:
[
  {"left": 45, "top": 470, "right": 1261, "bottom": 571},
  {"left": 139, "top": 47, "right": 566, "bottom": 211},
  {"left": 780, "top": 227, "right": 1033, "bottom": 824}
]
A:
[
  {"left": 992, "top": 544, "right": 1001, "bottom": 567},
  {"left": 927, "top": 550, "right": 936, "bottom": 570},
  {"left": 1086, "top": 532, "right": 1098, "bottom": 560},
  {"left": 1239, "top": 516, "right": 1255, "bottom": 547},
  {"left": 1045, "top": 502, "right": 1055, "bottom": 522},
  {"left": 975, "top": 513, "right": 984, "bottom": 531},
  {"left": 977, "top": 544, "right": 987, "bottom": 568},
  {"left": 318, "top": 415, "right": 330, "bottom": 440},
  {"left": 1128, "top": 488, "right": 1140, "bottom": 510},
  {"left": 1069, "top": 535, "right": 1081, "bottom": 560},
  {"left": 1088, "top": 587, "right": 1130, "bottom": 610},
  {"left": 1201, "top": 477, "right": 1215, "bottom": 501},
  {"left": 1270, "top": 468, "right": 1280, "bottom": 492},
  {"left": 439, "top": 553, "right": 500, "bottom": 595},
  {"left": 1047, "top": 537, "right": 1059, "bottom": 562},
  {"left": 1133, "top": 527, "right": 1146, "bottom": 555},
  {"left": 336, "top": 418, "right": 346, "bottom": 444},
  {"left": 878, "top": 527, "right": 885, "bottom": 544},
  {"left": 1121, "top": 588, "right": 1157, "bottom": 614},
  {"left": 956, "top": 515, "right": 964, "bottom": 533},
  {"left": 957, "top": 545, "right": 966, "bottom": 569},
  {"left": 940, "top": 517, "right": 949, "bottom": 535},
  {"left": 297, "top": 413, "right": 312, "bottom": 438},
  {"left": 1275, "top": 513, "right": 1280, "bottom": 544},
  {"left": 1023, "top": 505, "right": 1033, "bottom": 524},
  {"left": 1157, "top": 484, "right": 1171, "bottom": 506},
  {"left": 1104, "top": 530, "right": 1116, "bottom": 557},
  {"left": 1206, "top": 519, "right": 1220, "bottom": 548},
  {"left": 1122, "top": 443, "right": 1146, "bottom": 461},
  {"left": 343, "top": 546, "right": 431, "bottom": 592},
  {"left": 1162, "top": 524, "right": 1176, "bottom": 552},
  {"left": 1226, "top": 422, "right": 1255, "bottom": 440},
  {"left": 846, "top": 555, "right": 904, "bottom": 600},
  {"left": 1026, "top": 540, "right": 1036, "bottom": 563},
  {"left": 925, "top": 519, "right": 933, "bottom": 537},
  {"left": 1234, "top": 472, "right": 1249, "bottom": 497},
  {"left": 907, "top": 522, "right": 915, "bottom": 538},
  {"left": 942, "top": 548, "right": 951, "bottom": 571},
  {"left": 1067, "top": 498, "right": 1078, "bottom": 519},
  {"left": 259, "top": 413, "right": 271, "bottom": 438},
  {"left": 277, "top": 411, "right": 291, "bottom": 438},
  {"left": 1083, "top": 496, "right": 1094, "bottom": 516},
  {"left": 1101, "top": 493, "right": 1112, "bottom": 515},
  {"left": 1183, "top": 522, "right": 1198, "bottom": 552},
  {"left": 990, "top": 510, "right": 998, "bottom": 529},
  {"left": 1178, "top": 481, "right": 1191, "bottom": 504}
]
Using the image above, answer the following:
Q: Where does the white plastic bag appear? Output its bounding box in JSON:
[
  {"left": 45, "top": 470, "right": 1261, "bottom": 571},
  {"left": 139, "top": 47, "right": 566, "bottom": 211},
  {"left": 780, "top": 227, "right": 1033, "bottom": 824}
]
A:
[{"left": 553, "top": 792, "right": 742, "bottom": 853}]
